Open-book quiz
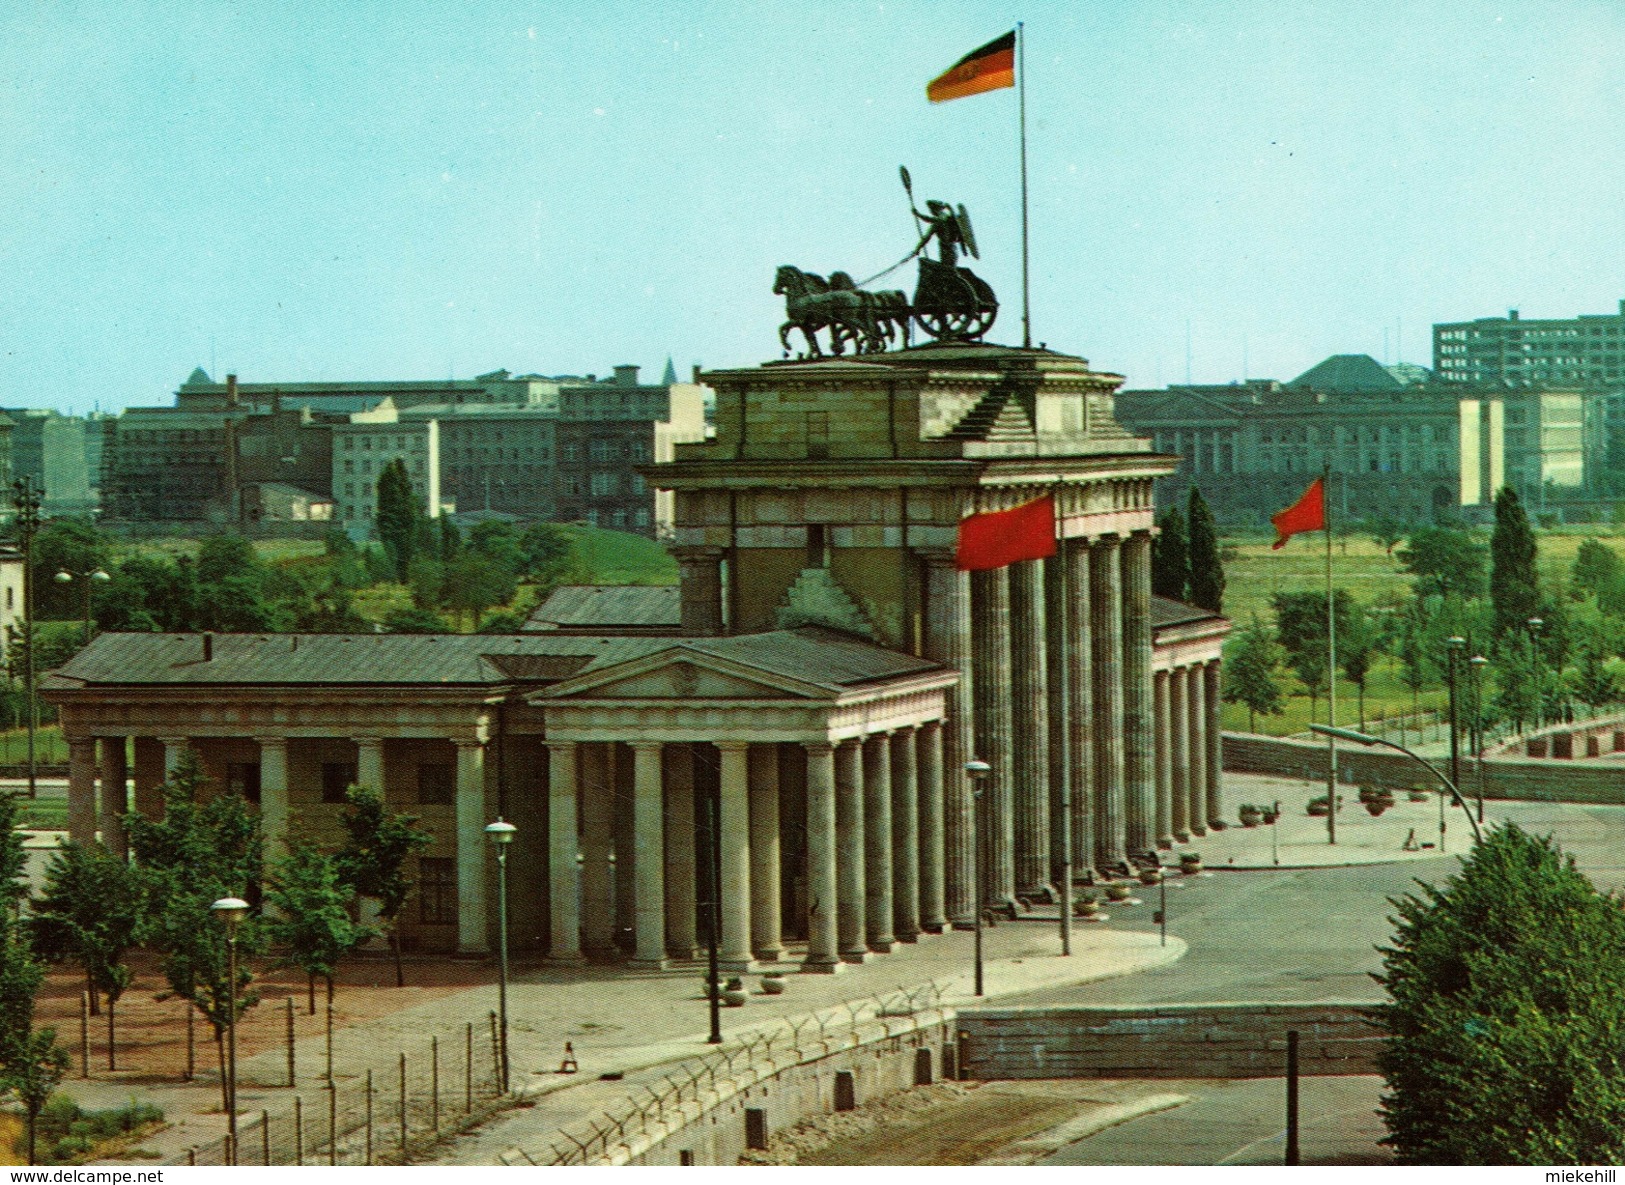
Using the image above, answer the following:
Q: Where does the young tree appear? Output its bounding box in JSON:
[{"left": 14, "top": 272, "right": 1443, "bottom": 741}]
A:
[
  {"left": 1151, "top": 507, "right": 1188, "bottom": 601},
  {"left": 1339, "top": 610, "right": 1379, "bottom": 729},
  {"left": 125, "top": 750, "right": 263, "bottom": 1110},
  {"left": 520, "top": 522, "right": 582, "bottom": 589},
  {"left": 1571, "top": 538, "right": 1622, "bottom": 600},
  {"left": 1571, "top": 647, "right": 1617, "bottom": 710},
  {"left": 1221, "top": 621, "right": 1285, "bottom": 732},
  {"left": 1271, "top": 590, "right": 1354, "bottom": 722},
  {"left": 1491, "top": 486, "right": 1540, "bottom": 638},
  {"left": 334, "top": 786, "right": 432, "bottom": 988},
  {"left": 1375, "top": 826, "right": 1625, "bottom": 1164},
  {"left": 1370, "top": 516, "right": 1405, "bottom": 556},
  {"left": 28, "top": 842, "right": 140, "bottom": 1066},
  {"left": 375, "top": 459, "right": 422, "bottom": 582},
  {"left": 1186, "top": 487, "right": 1224, "bottom": 613},
  {"left": 441, "top": 554, "right": 518, "bottom": 629},
  {"left": 265, "top": 842, "right": 374, "bottom": 1014}
]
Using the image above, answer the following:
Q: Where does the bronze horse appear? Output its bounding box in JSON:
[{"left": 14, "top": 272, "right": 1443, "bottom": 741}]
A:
[{"left": 774, "top": 266, "right": 905, "bottom": 358}]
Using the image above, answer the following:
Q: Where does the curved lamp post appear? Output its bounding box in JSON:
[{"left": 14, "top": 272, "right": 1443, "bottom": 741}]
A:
[
  {"left": 210, "top": 895, "right": 250, "bottom": 1164},
  {"left": 1469, "top": 655, "right": 1489, "bottom": 823},
  {"left": 964, "top": 759, "right": 990, "bottom": 997},
  {"left": 53, "top": 567, "right": 110, "bottom": 647},
  {"left": 1308, "top": 724, "right": 1482, "bottom": 846},
  {"left": 484, "top": 818, "right": 516, "bottom": 1094},
  {"left": 1527, "top": 616, "right": 1545, "bottom": 729}
]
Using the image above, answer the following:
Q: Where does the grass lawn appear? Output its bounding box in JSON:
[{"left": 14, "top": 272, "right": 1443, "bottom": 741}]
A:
[{"left": 566, "top": 524, "right": 678, "bottom": 585}]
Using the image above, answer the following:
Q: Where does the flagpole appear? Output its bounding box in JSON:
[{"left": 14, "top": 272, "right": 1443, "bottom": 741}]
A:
[
  {"left": 1324, "top": 462, "right": 1337, "bottom": 845},
  {"left": 1018, "top": 21, "right": 1031, "bottom": 350}
]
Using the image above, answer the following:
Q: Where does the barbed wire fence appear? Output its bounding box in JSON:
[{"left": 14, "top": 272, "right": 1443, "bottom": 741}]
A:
[
  {"left": 513, "top": 979, "right": 952, "bottom": 1168},
  {"left": 175, "top": 1010, "right": 507, "bottom": 1167}
]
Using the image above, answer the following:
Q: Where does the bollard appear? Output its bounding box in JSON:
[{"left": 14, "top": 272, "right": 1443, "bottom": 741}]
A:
[{"left": 1285, "top": 1029, "right": 1300, "bottom": 1166}]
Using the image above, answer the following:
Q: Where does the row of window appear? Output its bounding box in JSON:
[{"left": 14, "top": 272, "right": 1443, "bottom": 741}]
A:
[{"left": 339, "top": 435, "right": 426, "bottom": 452}]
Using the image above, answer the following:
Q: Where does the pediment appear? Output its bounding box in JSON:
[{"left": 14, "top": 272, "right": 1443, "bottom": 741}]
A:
[{"left": 542, "top": 654, "right": 825, "bottom": 702}]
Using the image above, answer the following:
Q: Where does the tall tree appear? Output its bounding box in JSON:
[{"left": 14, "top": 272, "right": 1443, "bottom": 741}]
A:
[
  {"left": 1186, "top": 487, "right": 1224, "bottom": 613},
  {"left": 1272, "top": 589, "right": 1354, "bottom": 722},
  {"left": 1221, "top": 621, "right": 1286, "bottom": 732},
  {"left": 375, "top": 459, "right": 421, "bottom": 582},
  {"left": 1490, "top": 486, "right": 1540, "bottom": 638},
  {"left": 334, "top": 786, "right": 432, "bottom": 988},
  {"left": 1151, "top": 507, "right": 1189, "bottom": 601},
  {"left": 1396, "top": 526, "right": 1487, "bottom": 600}
]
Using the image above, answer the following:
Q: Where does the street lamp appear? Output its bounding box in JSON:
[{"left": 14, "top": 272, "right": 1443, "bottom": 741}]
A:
[
  {"left": 964, "top": 759, "right": 990, "bottom": 997},
  {"left": 1469, "top": 655, "right": 1489, "bottom": 824},
  {"left": 1443, "top": 636, "right": 1466, "bottom": 833},
  {"left": 1527, "top": 617, "right": 1545, "bottom": 730},
  {"left": 1307, "top": 725, "right": 1482, "bottom": 845},
  {"left": 210, "top": 896, "right": 250, "bottom": 1165},
  {"left": 53, "top": 568, "right": 110, "bottom": 647},
  {"left": 484, "top": 818, "right": 516, "bottom": 1094}
]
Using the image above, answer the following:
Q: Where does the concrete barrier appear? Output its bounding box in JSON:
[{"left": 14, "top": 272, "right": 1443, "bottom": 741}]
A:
[{"left": 957, "top": 1003, "right": 1382, "bottom": 1080}]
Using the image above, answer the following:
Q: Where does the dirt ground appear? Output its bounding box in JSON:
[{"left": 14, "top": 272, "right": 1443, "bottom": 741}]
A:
[
  {"left": 34, "top": 949, "right": 495, "bottom": 1085},
  {"left": 740, "top": 1080, "right": 1159, "bottom": 1167}
]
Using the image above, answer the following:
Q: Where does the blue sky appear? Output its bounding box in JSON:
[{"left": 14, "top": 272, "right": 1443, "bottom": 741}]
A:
[{"left": 4, "top": 0, "right": 1625, "bottom": 412}]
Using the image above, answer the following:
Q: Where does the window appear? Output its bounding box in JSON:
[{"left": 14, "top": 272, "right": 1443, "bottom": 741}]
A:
[
  {"left": 322, "top": 762, "right": 357, "bottom": 805},
  {"left": 562, "top": 443, "right": 580, "bottom": 462},
  {"left": 418, "top": 857, "right": 457, "bottom": 925},
  {"left": 590, "top": 439, "right": 613, "bottom": 462},
  {"left": 591, "top": 471, "right": 617, "bottom": 496},
  {"left": 417, "top": 762, "right": 454, "bottom": 805},
  {"left": 226, "top": 762, "right": 261, "bottom": 804}
]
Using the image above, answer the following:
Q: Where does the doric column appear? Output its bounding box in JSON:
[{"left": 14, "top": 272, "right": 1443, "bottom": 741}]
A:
[
  {"left": 663, "top": 744, "right": 698, "bottom": 959},
  {"left": 890, "top": 728, "right": 921, "bottom": 942},
  {"left": 1064, "top": 538, "right": 1095, "bottom": 878},
  {"left": 862, "top": 732, "right": 894, "bottom": 953},
  {"left": 546, "top": 741, "right": 584, "bottom": 964},
  {"left": 673, "top": 546, "right": 725, "bottom": 636},
  {"left": 1089, "top": 535, "right": 1128, "bottom": 869},
  {"left": 919, "top": 551, "right": 975, "bottom": 927},
  {"left": 67, "top": 738, "right": 97, "bottom": 845},
  {"left": 98, "top": 738, "right": 128, "bottom": 858},
  {"left": 454, "top": 741, "right": 489, "bottom": 954},
  {"left": 580, "top": 743, "right": 616, "bottom": 955},
  {"left": 802, "top": 742, "right": 839, "bottom": 972},
  {"left": 160, "top": 736, "right": 190, "bottom": 778},
  {"left": 1122, "top": 531, "right": 1156, "bottom": 856},
  {"left": 354, "top": 737, "right": 384, "bottom": 792},
  {"left": 1171, "top": 667, "right": 1191, "bottom": 843},
  {"left": 747, "top": 743, "right": 783, "bottom": 962},
  {"left": 1204, "top": 661, "right": 1224, "bottom": 829},
  {"left": 916, "top": 721, "right": 946, "bottom": 933},
  {"left": 834, "top": 738, "right": 867, "bottom": 963},
  {"left": 1044, "top": 548, "right": 1070, "bottom": 888},
  {"left": 970, "top": 566, "right": 1016, "bottom": 909},
  {"left": 256, "top": 737, "right": 290, "bottom": 856},
  {"left": 716, "top": 741, "right": 753, "bottom": 973},
  {"left": 1008, "top": 558, "right": 1051, "bottom": 900},
  {"left": 630, "top": 742, "right": 667, "bottom": 968},
  {"left": 1188, "top": 667, "right": 1209, "bottom": 837},
  {"left": 1154, "top": 671, "right": 1174, "bottom": 849}
]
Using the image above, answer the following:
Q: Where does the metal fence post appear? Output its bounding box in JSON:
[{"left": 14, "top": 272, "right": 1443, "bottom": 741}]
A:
[
  {"left": 431, "top": 1035, "right": 440, "bottom": 1136},
  {"left": 327, "top": 1081, "right": 337, "bottom": 1166},
  {"left": 294, "top": 1096, "right": 303, "bottom": 1166},
  {"left": 399, "top": 1051, "right": 409, "bottom": 1158},
  {"left": 1285, "top": 1029, "right": 1300, "bottom": 1166},
  {"left": 261, "top": 1109, "right": 271, "bottom": 1165},
  {"left": 465, "top": 1022, "right": 474, "bottom": 1113},
  {"left": 185, "top": 1005, "right": 195, "bottom": 1081},
  {"left": 365, "top": 1068, "right": 374, "bottom": 1166},
  {"left": 286, "top": 997, "right": 296, "bottom": 1087}
]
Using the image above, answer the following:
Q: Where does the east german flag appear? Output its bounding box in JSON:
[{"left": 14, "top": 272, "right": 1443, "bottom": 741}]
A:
[
  {"left": 956, "top": 495, "right": 1056, "bottom": 571},
  {"left": 927, "top": 31, "right": 1016, "bottom": 103}
]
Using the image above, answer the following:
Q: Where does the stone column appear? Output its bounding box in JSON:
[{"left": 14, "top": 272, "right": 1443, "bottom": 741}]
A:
[
  {"left": 1204, "top": 661, "right": 1224, "bottom": 829},
  {"left": 1188, "top": 667, "right": 1209, "bottom": 837},
  {"left": 916, "top": 721, "right": 946, "bottom": 934},
  {"left": 99, "top": 738, "right": 128, "bottom": 858},
  {"left": 716, "top": 742, "right": 753, "bottom": 972},
  {"left": 630, "top": 742, "right": 667, "bottom": 968},
  {"left": 355, "top": 737, "right": 384, "bottom": 792},
  {"left": 1154, "top": 671, "right": 1174, "bottom": 849},
  {"left": 802, "top": 742, "right": 839, "bottom": 972},
  {"left": 67, "top": 737, "right": 97, "bottom": 845},
  {"left": 580, "top": 743, "right": 616, "bottom": 956},
  {"left": 1089, "top": 536, "right": 1127, "bottom": 869},
  {"left": 1122, "top": 531, "right": 1156, "bottom": 856},
  {"left": 256, "top": 737, "right": 290, "bottom": 856},
  {"left": 970, "top": 566, "right": 1016, "bottom": 909},
  {"left": 160, "top": 736, "right": 190, "bottom": 778},
  {"left": 834, "top": 738, "right": 867, "bottom": 963},
  {"left": 663, "top": 745, "right": 698, "bottom": 959},
  {"left": 1008, "top": 558, "right": 1052, "bottom": 900},
  {"left": 862, "top": 732, "right": 894, "bottom": 953},
  {"left": 1044, "top": 548, "right": 1070, "bottom": 888},
  {"left": 1064, "top": 538, "right": 1095, "bottom": 878},
  {"left": 747, "top": 743, "right": 783, "bottom": 962},
  {"left": 546, "top": 741, "right": 584, "bottom": 963},
  {"left": 1171, "top": 667, "right": 1191, "bottom": 843},
  {"left": 455, "top": 741, "right": 489, "bottom": 954},
  {"left": 919, "top": 551, "right": 975, "bottom": 927},
  {"left": 673, "top": 547, "right": 725, "bottom": 636},
  {"left": 890, "top": 728, "right": 921, "bottom": 942}
]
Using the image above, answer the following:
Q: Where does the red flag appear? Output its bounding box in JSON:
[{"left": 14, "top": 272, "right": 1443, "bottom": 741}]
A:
[
  {"left": 956, "top": 496, "right": 1056, "bottom": 571},
  {"left": 927, "top": 31, "right": 1016, "bottom": 103},
  {"left": 1271, "top": 478, "right": 1327, "bottom": 549}
]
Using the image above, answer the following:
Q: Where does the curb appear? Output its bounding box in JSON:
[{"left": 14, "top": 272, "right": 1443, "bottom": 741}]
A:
[{"left": 978, "top": 1092, "right": 1192, "bottom": 1165}]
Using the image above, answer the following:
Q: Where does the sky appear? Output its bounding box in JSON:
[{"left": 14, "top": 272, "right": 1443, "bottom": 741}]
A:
[{"left": 5, "top": 0, "right": 1625, "bottom": 413}]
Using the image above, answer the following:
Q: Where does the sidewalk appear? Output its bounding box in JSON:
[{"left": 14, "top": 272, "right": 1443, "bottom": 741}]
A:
[{"left": 78, "top": 910, "right": 1183, "bottom": 1164}]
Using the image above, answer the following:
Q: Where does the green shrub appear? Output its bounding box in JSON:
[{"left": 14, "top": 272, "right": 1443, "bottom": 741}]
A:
[
  {"left": 30, "top": 1095, "right": 163, "bottom": 1165},
  {"left": 1373, "top": 824, "right": 1625, "bottom": 1164}
]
